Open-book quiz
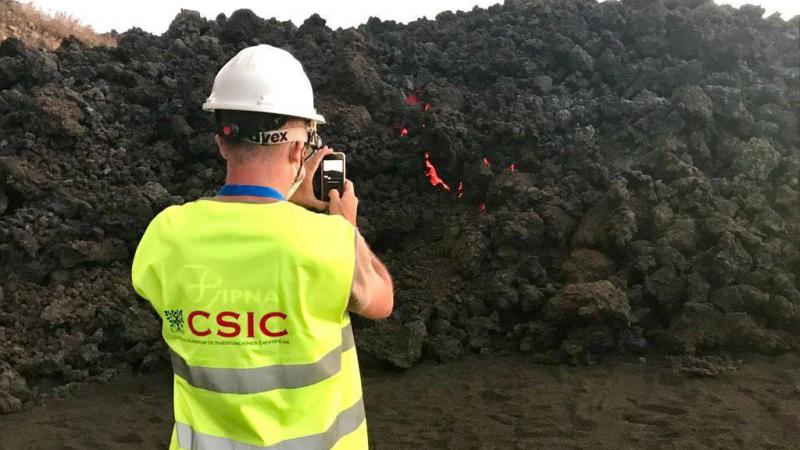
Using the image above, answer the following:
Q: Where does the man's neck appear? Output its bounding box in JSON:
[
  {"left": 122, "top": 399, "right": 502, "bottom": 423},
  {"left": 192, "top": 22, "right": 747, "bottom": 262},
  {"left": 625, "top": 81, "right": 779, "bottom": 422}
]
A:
[{"left": 223, "top": 164, "right": 290, "bottom": 199}]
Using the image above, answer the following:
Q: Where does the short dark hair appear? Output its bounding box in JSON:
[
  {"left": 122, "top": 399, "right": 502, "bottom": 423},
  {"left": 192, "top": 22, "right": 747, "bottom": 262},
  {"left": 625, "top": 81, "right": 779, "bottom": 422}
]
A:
[{"left": 215, "top": 110, "right": 299, "bottom": 144}]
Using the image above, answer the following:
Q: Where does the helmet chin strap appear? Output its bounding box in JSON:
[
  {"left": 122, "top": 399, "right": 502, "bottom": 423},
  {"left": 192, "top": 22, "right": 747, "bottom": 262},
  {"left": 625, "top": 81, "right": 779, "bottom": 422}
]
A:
[
  {"left": 287, "top": 167, "right": 303, "bottom": 199},
  {"left": 286, "top": 147, "right": 306, "bottom": 199}
]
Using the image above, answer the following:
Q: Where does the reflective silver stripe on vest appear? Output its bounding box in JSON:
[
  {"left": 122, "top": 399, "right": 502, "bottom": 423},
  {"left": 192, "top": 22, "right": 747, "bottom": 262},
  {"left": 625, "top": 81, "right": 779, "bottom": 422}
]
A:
[
  {"left": 171, "top": 322, "right": 355, "bottom": 394},
  {"left": 175, "top": 396, "right": 365, "bottom": 450}
]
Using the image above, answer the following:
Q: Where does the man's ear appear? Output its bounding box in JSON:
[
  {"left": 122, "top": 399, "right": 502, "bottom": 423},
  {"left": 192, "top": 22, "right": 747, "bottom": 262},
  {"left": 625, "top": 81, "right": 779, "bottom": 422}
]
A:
[
  {"left": 288, "top": 141, "right": 304, "bottom": 165},
  {"left": 215, "top": 135, "right": 230, "bottom": 161}
]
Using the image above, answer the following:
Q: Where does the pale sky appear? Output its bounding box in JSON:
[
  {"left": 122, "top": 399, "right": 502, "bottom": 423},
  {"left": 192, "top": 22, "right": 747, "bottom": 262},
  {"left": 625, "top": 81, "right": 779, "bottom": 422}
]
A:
[{"left": 28, "top": 0, "right": 800, "bottom": 34}]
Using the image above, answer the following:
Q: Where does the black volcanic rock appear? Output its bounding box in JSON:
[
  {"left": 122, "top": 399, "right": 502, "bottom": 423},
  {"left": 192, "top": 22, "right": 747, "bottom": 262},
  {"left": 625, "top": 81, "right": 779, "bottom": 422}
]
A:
[{"left": 0, "top": 0, "right": 798, "bottom": 409}]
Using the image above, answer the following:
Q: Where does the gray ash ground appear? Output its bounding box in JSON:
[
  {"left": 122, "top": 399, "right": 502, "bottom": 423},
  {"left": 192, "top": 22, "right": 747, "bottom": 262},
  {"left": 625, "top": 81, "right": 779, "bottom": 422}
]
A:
[
  {"left": 3, "top": 353, "right": 800, "bottom": 449},
  {"left": 0, "top": 0, "right": 798, "bottom": 412}
]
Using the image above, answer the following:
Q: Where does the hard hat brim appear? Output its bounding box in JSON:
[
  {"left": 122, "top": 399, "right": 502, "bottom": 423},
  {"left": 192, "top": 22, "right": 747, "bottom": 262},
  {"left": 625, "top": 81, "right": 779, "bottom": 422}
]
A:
[{"left": 202, "top": 101, "right": 326, "bottom": 125}]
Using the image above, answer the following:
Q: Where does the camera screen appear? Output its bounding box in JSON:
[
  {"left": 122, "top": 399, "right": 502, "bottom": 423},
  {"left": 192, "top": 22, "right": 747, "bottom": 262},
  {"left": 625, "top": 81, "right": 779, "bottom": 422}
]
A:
[
  {"left": 319, "top": 156, "right": 345, "bottom": 201},
  {"left": 323, "top": 160, "right": 344, "bottom": 173}
]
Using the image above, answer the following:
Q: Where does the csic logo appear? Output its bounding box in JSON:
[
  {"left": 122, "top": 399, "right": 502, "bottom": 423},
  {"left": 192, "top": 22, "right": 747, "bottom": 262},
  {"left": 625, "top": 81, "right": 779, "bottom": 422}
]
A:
[
  {"left": 165, "top": 310, "right": 185, "bottom": 333},
  {"left": 164, "top": 309, "right": 288, "bottom": 338},
  {"left": 187, "top": 310, "right": 288, "bottom": 338}
]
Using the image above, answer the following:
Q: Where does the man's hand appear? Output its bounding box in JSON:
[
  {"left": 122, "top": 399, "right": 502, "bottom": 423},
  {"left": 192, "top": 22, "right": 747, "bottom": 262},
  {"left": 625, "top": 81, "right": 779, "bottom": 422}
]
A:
[
  {"left": 329, "top": 179, "right": 358, "bottom": 227},
  {"left": 289, "top": 145, "right": 333, "bottom": 211}
]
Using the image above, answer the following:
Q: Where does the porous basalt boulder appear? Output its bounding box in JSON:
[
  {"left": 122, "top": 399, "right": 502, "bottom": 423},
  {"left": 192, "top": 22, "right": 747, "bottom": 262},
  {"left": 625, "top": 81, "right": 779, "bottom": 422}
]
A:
[
  {"left": 545, "top": 281, "right": 632, "bottom": 327},
  {"left": 354, "top": 320, "right": 427, "bottom": 369}
]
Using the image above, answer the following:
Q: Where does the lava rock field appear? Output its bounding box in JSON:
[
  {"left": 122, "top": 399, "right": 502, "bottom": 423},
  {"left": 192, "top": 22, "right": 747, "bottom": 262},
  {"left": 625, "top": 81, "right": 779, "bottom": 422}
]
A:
[{"left": 0, "top": 0, "right": 798, "bottom": 411}]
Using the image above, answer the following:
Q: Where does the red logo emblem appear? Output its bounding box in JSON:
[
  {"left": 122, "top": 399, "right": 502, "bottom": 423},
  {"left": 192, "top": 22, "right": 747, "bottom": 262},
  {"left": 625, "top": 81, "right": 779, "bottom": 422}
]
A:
[{"left": 187, "top": 310, "right": 288, "bottom": 338}]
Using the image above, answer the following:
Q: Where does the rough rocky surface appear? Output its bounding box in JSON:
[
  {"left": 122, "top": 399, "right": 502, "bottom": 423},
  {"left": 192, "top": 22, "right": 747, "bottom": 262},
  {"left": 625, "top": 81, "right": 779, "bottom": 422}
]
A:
[
  {"left": 665, "top": 354, "right": 741, "bottom": 378},
  {"left": 354, "top": 320, "right": 427, "bottom": 369},
  {"left": 0, "top": 0, "right": 798, "bottom": 410}
]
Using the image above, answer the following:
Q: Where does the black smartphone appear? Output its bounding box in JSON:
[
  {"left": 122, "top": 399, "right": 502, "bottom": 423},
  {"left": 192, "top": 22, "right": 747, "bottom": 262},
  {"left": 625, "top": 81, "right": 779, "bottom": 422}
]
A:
[{"left": 315, "top": 152, "right": 346, "bottom": 202}]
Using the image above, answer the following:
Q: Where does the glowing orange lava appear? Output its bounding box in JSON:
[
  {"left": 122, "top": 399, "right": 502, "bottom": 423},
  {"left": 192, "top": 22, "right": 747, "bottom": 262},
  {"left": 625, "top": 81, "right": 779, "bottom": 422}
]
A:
[{"left": 424, "top": 152, "right": 451, "bottom": 191}]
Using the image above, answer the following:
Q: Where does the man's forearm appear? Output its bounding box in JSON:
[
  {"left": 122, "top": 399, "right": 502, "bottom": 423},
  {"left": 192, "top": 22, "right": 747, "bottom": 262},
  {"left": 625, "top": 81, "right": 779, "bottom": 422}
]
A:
[{"left": 368, "top": 252, "right": 394, "bottom": 317}]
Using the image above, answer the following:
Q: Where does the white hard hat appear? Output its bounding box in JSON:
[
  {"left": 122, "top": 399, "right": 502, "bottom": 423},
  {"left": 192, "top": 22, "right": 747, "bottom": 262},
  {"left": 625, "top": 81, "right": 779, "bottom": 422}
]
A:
[{"left": 203, "top": 44, "right": 326, "bottom": 124}]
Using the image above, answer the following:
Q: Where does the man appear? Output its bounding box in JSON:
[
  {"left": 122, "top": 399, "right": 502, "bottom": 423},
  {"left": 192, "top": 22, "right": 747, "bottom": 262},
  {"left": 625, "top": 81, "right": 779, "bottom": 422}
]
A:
[{"left": 132, "top": 44, "right": 393, "bottom": 450}]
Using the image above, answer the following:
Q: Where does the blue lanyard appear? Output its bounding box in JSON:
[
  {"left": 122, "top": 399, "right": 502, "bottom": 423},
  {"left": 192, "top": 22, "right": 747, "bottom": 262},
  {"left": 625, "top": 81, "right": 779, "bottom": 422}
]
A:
[{"left": 217, "top": 184, "right": 286, "bottom": 201}]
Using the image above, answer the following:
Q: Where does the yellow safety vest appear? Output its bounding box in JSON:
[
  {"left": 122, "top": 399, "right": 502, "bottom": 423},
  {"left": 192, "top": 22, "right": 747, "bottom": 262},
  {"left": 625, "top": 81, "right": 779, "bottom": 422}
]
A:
[{"left": 131, "top": 198, "right": 367, "bottom": 449}]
